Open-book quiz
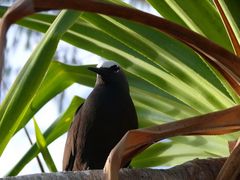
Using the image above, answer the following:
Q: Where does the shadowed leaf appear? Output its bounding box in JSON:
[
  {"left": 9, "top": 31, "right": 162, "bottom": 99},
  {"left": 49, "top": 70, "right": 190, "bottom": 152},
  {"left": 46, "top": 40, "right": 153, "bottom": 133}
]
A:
[{"left": 213, "top": 0, "right": 240, "bottom": 56}]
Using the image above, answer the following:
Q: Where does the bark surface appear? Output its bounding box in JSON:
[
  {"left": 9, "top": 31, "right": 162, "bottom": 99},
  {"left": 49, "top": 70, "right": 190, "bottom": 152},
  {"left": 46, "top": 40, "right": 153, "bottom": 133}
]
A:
[{"left": 1, "top": 158, "right": 231, "bottom": 180}]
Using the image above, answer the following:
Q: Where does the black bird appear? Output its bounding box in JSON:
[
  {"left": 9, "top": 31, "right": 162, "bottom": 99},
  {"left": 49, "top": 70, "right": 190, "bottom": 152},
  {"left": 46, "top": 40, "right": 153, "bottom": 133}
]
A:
[{"left": 63, "top": 61, "right": 138, "bottom": 171}]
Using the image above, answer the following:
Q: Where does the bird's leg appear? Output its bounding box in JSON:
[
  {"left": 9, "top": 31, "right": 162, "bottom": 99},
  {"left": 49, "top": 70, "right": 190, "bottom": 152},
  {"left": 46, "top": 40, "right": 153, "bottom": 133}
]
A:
[{"left": 104, "top": 105, "right": 240, "bottom": 180}]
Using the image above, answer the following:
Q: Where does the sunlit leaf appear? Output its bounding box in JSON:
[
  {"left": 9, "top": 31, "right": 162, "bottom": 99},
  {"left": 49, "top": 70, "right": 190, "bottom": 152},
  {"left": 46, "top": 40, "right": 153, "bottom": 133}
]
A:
[
  {"left": 33, "top": 118, "right": 57, "bottom": 172},
  {"left": 147, "top": 0, "right": 233, "bottom": 52},
  {"left": 0, "top": 10, "right": 80, "bottom": 155},
  {"left": 7, "top": 96, "right": 83, "bottom": 176}
]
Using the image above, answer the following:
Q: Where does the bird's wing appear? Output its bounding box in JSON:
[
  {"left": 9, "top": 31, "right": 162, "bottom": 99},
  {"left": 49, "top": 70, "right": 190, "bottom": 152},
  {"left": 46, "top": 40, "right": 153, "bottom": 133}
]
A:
[{"left": 62, "top": 103, "right": 83, "bottom": 171}]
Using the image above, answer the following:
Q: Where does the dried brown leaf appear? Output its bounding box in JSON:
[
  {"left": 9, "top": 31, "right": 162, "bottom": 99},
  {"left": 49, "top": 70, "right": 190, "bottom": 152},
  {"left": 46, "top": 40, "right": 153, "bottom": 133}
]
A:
[
  {"left": 104, "top": 105, "right": 240, "bottom": 179},
  {"left": 1, "top": 0, "right": 240, "bottom": 91},
  {"left": 213, "top": 2, "right": 240, "bottom": 177}
]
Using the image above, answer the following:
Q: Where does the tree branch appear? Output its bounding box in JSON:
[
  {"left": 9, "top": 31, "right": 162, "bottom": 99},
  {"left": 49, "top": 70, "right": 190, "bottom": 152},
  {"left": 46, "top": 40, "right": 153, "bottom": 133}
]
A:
[{"left": 0, "top": 158, "right": 231, "bottom": 180}]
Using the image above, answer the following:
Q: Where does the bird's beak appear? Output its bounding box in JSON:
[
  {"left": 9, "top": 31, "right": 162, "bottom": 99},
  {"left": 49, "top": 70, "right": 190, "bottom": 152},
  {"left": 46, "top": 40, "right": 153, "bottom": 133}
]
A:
[{"left": 88, "top": 67, "right": 105, "bottom": 76}]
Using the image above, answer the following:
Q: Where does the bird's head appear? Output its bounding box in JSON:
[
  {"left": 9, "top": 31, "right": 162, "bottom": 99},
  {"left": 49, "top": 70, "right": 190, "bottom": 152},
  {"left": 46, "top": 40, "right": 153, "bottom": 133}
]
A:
[{"left": 88, "top": 61, "right": 129, "bottom": 91}]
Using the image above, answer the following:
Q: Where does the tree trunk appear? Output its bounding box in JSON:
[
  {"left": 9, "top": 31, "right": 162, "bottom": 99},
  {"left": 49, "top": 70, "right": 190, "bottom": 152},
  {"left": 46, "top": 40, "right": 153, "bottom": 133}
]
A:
[{"left": 0, "top": 158, "right": 231, "bottom": 180}]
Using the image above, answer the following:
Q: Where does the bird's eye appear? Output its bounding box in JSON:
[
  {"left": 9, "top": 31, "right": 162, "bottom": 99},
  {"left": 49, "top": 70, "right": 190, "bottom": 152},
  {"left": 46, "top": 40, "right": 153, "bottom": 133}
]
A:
[{"left": 111, "top": 65, "right": 120, "bottom": 72}]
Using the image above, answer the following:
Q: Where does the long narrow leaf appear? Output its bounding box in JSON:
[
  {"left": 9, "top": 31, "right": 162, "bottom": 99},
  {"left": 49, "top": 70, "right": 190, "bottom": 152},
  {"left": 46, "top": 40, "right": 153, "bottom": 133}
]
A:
[
  {"left": 214, "top": 0, "right": 240, "bottom": 56},
  {"left": 16, "top": 61, "right": 95, "bottom": 131},
  {"left": 0, "top": 6, "right": 238, "bottom": 106},
  {"left": 0, "top": 10, "right": 80, "bottom": 155},
  {"left": 147, "top": 0, "right": 233, "bottom": 51},
  {"left": 7, "top": 96, "right": 83, "bottom": 176},
  {"left": 33, "top": 119, "right": 57, "bottom": 172},
  {"left": 81, "top": 13, "right": 236, "bottom": 110},
  {"left": 2, "top": 0, "right": 240, "bottom": 86}
]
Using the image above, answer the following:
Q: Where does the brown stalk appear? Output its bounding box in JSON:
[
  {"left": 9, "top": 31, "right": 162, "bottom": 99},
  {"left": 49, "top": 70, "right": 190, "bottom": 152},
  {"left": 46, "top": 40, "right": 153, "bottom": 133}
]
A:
[
  {"left": 0, "top": 19, "right": 7, "bottom": 83},
  {"left": 213, "top": 1, "right": 240, "bottom": 178},
  {"left": 1, "top": 0, "right": 240, "bottom": 88}
]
